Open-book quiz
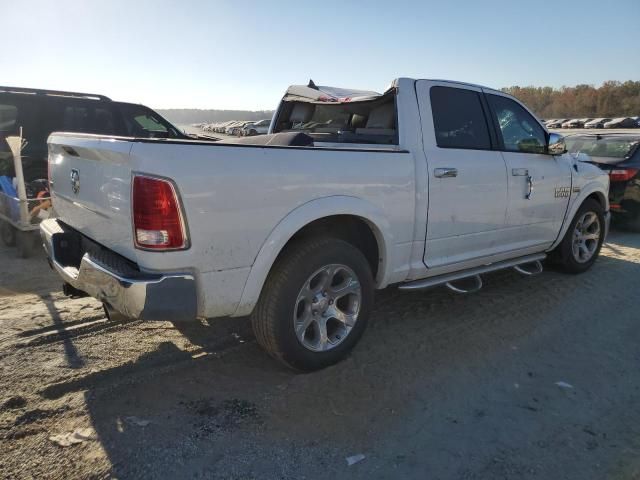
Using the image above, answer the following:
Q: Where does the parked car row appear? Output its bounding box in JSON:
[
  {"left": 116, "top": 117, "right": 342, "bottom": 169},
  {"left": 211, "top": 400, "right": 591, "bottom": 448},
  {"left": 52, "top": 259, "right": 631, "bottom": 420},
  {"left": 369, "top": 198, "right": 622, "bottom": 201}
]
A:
[
  {"left": 200, "top": 118, "right": 271, "bottom": 136},
  {"left": 545, "top": 117, "right": 640, "bottom": 129},
  {"left": 566, "top": 133, "right": 640, "bottom": 231}
]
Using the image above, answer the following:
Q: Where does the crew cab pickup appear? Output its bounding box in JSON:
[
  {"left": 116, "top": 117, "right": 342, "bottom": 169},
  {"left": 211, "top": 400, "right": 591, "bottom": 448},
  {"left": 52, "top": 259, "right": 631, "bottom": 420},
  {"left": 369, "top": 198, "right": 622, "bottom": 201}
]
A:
[{"left": 41, "top": 78, "right": 610, "bottom": 371}]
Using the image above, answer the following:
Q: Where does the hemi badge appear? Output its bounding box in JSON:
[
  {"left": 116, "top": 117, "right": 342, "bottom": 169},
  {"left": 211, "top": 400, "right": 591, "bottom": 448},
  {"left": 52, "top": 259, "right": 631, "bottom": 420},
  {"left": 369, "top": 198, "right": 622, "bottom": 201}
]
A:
[{"left": 573, "top": 187, "right": 581, "bottom": 193}]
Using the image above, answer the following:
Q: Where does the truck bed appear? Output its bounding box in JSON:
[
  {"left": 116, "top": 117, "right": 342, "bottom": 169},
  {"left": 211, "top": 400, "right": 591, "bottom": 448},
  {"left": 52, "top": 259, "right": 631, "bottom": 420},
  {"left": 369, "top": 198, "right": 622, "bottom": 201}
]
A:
[{"left": 48, "top": 132, "right": 416, "bottom": 279}]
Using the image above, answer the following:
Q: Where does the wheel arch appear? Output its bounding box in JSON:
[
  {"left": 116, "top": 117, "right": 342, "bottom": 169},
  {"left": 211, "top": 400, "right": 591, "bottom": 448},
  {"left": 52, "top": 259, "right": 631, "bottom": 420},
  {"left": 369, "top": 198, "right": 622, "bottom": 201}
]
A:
[
  {"left": 550, "top": 182, "right": 609, "bottom": 251},
  {"left": 233, "top": 196, "right": 394, "bottom": 317}
]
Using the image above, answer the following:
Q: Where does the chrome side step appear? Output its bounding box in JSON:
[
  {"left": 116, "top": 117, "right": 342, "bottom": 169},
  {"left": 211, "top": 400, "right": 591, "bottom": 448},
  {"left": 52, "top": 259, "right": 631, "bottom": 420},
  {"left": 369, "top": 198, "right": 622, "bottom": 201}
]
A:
[
  {"left": 398, "top": 253, "right": 546, "bottom": 293},
  {"left": 513, "top": 260, "right": 543, "bottom": 276}
]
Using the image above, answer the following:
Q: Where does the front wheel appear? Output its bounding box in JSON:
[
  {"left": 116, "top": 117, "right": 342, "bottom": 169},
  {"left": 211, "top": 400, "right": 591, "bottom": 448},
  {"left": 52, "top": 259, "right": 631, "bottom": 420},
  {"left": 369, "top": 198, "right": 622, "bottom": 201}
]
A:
[
  {"left": 251, "top": 237, "right": 374, "bottom": 371},
  {"left": 551, "top": 199, "right": 605, "bottom": 273}
]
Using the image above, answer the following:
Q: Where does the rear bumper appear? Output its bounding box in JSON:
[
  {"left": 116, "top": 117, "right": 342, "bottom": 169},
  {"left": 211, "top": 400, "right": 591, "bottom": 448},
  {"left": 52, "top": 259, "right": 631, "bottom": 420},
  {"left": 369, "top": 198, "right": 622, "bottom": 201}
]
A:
[{"left": 40, "top": 218, "right": 197, "bottom": 322}]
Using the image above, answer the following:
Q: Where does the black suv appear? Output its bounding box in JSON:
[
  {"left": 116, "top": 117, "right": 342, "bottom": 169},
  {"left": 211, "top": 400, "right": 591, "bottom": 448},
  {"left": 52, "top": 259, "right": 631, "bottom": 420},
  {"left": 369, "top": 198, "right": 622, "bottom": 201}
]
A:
[{"left": 0, "top": 86, "right": 187, "bottom": 181}]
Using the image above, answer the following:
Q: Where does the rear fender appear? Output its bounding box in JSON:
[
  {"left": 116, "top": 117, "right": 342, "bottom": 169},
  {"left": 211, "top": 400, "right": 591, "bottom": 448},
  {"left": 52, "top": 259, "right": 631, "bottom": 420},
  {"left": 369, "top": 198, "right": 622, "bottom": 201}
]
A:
[{"left": 233, "top": 195, "right": 393, "bottom": 317}]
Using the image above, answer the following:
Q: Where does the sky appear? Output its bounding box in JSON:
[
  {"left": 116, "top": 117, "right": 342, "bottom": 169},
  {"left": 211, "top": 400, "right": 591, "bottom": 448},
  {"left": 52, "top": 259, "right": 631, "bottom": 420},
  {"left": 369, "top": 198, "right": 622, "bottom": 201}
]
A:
[{"left": 3, "top": 0, "right": 639, "bottom": 110}]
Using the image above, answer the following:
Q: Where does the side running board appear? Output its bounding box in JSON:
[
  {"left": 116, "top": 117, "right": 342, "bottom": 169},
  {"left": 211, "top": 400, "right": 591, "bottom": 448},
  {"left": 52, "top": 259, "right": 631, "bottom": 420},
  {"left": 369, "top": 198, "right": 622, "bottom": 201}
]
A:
[{"left": 398, "top": 253, "right": 546, "bottom": 293}]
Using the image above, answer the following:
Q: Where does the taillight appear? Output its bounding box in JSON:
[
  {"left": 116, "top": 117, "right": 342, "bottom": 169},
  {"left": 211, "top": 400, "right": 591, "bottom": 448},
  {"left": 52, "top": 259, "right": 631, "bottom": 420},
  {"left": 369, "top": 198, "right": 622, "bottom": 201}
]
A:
[
  {"left": 132, "top": 175, "right": 187, "bottom": 250},
  {"left": 610, "top": 168, "right": 638, "bottom": 182}
]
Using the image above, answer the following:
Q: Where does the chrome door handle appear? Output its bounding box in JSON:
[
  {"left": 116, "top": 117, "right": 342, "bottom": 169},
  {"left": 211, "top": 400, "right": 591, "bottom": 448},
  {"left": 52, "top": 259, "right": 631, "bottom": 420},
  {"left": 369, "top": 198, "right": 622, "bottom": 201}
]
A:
[
  {"left": 525, "top": 175, "right": 533, "bottom": 199},
  {"left": 434, "top": 168, "right": 458, "bottom": 178}
]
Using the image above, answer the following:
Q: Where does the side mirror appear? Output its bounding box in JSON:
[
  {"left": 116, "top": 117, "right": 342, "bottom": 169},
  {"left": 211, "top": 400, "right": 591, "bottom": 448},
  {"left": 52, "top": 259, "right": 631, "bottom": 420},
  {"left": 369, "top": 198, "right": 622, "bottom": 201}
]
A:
[{"left": 547, "top": 133, "right": 566, "bottom": 155}]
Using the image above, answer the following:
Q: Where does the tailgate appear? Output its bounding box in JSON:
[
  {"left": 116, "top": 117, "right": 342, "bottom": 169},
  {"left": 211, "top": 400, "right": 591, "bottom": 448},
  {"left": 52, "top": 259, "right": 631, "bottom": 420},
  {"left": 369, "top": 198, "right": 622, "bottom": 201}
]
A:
[{"left": 48, "top": 133, "right": 137, "bottom": 261}]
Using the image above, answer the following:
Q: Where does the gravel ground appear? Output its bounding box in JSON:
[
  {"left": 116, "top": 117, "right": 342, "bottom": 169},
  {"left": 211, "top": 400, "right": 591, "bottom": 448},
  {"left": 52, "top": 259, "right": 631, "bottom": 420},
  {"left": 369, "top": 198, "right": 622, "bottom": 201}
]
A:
[{"left": 1, "top": 229, "right": 639, "bottom": 479}]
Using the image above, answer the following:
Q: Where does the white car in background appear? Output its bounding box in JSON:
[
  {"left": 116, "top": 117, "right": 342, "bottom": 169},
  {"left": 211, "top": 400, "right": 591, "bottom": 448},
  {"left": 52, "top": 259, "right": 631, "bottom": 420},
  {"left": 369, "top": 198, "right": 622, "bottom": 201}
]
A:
[
  {"left": 563, "top": 118, "right": 593, "bottom": 128},
  {"left": 224, "top": 121, "right": 244, "bottom": 135},
  {"left": 584, "top": 118, "right": 612, "bottom": 129},
  {"left": 546, "top": 118, "right": 568, "bottom": 128},
  {"left": 242, "top": 119, "right": 271, "bottom": 136}
]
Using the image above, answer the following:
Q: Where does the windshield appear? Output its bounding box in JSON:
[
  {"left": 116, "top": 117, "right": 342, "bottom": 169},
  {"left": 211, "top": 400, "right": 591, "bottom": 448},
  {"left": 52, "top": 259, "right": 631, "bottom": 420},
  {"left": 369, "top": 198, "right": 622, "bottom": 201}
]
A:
[{"left": 565, "top": 136, "right": 639, "bottom": 158}]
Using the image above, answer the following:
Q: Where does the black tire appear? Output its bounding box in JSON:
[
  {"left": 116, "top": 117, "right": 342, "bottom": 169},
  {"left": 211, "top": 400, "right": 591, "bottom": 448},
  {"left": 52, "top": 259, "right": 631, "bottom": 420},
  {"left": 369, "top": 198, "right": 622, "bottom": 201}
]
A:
[
  {"left": 16, "top": 230, "right": 36, "bottom": 259},
  {"left": 1, "top": 221, "right": 16, "bottom": 247},
  {"left": 551, "top": 198, "right": 605, "bottom": 273},
  {"left": 249, "top": 129, "right": 257, "bottom": 136},
  {"left": 251, "top": 237, "right": 374, "bottom": 371}
]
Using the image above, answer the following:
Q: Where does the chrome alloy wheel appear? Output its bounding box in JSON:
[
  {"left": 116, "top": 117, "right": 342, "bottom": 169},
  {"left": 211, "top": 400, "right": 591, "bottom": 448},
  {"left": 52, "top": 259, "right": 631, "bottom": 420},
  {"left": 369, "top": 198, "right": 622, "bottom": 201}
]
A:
[
  {"left": 572, "top": 211, "right": 601, "bottom": 263},
  {"left": 293, "top": 264, "right": 362, "bottom": 352}
]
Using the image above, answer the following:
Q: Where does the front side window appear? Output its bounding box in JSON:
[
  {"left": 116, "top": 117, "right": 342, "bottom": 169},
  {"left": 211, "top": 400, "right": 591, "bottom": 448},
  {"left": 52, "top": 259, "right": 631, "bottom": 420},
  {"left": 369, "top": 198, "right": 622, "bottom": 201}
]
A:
[
  {"left": 133, "top": 114, "right": 167, "bottom": 133},
  {"left": 430, "top": 86, "right": 491, "bottom": 150},
  {"left": 487, "top": 94, "right": 546, "bottom": 154},
  {"left": 118, "top": 104, "right": 180, "bottom": 138}
]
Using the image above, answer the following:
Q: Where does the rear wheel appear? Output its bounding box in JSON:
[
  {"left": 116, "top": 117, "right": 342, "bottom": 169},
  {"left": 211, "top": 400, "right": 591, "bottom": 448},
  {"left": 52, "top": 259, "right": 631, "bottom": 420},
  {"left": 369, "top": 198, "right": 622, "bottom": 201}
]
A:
[
  {"left": 551, "top": 199, "right": 604, "bottom": 273},
  {"left": 0, "top": 221, "right": 16, "bottom": 247},
  {"left": 251, "top": 237, "right": 374, "bottom": 371}
]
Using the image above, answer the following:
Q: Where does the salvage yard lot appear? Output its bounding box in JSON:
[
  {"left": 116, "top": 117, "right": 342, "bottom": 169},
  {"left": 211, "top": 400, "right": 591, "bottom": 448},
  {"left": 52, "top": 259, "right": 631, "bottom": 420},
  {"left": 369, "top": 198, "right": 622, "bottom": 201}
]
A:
[{"left": 1, "top": 230, "right": 639, "bottom": 479}]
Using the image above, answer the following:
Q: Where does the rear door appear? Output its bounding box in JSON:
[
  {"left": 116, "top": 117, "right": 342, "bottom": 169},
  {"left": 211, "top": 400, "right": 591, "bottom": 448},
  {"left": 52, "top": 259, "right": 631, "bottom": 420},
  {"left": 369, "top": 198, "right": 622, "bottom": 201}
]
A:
[
  {"left": 484, "top": 92, "right": 572, "bottom": 249},
  {"left": 416, "top": 81, "right": 509, "bottom": 268}
]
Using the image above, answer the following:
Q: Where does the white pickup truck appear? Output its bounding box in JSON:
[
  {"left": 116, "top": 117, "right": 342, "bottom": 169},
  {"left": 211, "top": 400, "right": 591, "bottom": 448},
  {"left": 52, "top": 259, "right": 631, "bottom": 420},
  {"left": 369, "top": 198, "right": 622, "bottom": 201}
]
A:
[{"left": 41, "top": 78, "right": 610, "bottom": 371}]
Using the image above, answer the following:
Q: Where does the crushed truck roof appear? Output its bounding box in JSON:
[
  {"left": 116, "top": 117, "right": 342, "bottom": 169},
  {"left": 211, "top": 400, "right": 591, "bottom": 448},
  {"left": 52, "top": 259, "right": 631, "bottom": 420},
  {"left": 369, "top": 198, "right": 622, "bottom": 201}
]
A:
[{"left": 283, "top": 81, "right": 386, "bottom": 104}]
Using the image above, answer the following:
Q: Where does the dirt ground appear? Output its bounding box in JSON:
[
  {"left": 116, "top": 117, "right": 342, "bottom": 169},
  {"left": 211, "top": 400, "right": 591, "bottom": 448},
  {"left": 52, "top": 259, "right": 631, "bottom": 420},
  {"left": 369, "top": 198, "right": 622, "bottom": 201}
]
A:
[{"left": 1, "top": 229, "right": 639, "bottom": 480}]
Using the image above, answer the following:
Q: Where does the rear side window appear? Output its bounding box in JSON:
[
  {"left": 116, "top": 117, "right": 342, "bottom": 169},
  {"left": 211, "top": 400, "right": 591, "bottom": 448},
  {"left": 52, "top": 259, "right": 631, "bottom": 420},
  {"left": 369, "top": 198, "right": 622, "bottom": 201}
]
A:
[
  {"left": 0, "top": 95, "right": 46, "bottom": 179},
  {"left": 93, "top": 107, "right": 117, "bottom": 134},
  {"left": 62, "top": 106, "right": 90, "bottom": 131},
  {"left": 430, "top": 86, "right": 491, "bottom": 150},
  {"left": 48, "top": 99, "right": 120, "bottom": 136},
  {"left": 0, "top": 104, "right": 17, "bottom": 132}
]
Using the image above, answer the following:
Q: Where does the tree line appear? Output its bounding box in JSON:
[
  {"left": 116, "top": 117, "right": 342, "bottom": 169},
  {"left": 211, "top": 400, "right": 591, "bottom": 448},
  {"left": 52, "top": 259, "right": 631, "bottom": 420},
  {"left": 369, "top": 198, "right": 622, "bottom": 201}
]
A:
[{"left": 503, "top": 81, "right": 640, "bottom": 119}]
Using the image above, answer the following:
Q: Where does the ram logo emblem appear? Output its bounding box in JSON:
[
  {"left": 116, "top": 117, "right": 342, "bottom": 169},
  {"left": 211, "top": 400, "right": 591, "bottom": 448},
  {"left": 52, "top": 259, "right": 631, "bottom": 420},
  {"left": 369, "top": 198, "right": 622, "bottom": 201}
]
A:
[
  {"left": 555, "top": 186, "right": 571, "bottom": 198},
  {"left": 70, "top": 169, "right": 80, "bottom": 194}
]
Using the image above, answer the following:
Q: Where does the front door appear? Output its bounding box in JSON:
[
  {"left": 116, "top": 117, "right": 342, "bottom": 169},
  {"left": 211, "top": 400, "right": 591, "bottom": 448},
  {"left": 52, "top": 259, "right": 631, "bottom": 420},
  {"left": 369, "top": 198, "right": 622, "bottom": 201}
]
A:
[
  {"left": 484, "top": 92, "right": 572, "bottom": 249},
  {"left": 416, "top": 81, "right": 509, "bottom": 268}
]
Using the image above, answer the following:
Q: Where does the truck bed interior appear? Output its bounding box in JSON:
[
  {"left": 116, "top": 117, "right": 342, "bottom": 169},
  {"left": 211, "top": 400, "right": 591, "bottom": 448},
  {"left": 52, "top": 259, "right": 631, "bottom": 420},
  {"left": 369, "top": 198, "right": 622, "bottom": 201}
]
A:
[{"left": 272, "top": 92, "right": 398, "bottom": 145}]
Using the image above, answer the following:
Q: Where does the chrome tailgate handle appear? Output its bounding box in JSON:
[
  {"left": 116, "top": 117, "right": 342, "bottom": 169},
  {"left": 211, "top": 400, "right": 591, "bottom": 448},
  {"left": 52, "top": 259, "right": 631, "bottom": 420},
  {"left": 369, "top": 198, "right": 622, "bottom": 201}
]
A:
[{"left": 434, "top": 167, "right": 458, "bottom": 178}]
